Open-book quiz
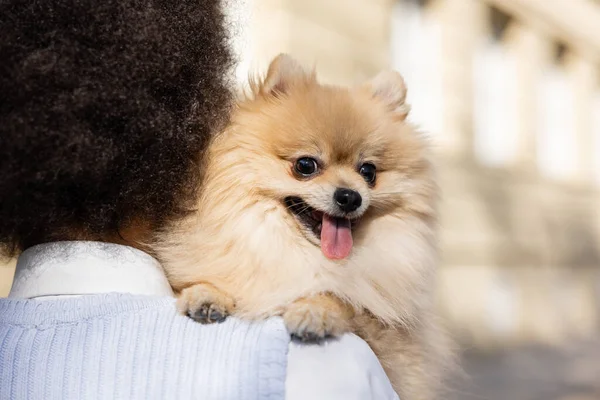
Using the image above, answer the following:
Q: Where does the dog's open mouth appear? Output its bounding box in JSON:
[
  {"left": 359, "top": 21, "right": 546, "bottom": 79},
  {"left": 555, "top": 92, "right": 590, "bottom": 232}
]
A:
[{"left": 284, "top": 196, "right": 358, "bottom": 260}]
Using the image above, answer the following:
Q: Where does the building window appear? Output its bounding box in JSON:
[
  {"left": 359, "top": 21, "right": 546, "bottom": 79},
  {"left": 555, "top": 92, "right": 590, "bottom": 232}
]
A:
[
  {"left": 390, "top": 0, "right": 443, "bottom": 136},
  {"left": 537, "top": 45, "right": 577, "bottom": 180},
  {"left": 472, "top": 7, "right": 518, "bottom": 167}
]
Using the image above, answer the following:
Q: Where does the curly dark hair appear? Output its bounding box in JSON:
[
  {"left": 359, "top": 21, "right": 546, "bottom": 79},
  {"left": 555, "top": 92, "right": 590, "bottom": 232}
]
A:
[{"left": 0, "top": 0, "right": 234, "bottom": 256}]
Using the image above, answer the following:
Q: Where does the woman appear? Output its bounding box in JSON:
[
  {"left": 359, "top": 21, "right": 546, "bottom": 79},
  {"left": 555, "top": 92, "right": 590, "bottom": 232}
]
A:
[{"left": 0, "top": 0, "right": 398, "bottom": 398}]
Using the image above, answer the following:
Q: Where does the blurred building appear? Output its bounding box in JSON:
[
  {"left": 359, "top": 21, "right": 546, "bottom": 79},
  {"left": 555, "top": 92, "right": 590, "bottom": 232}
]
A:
[
  {"left": 228, "top": 0, "right": 600, "bottom": 347},
  {"left": 1, "top": 0, "right": 599, "bottom": 350}
]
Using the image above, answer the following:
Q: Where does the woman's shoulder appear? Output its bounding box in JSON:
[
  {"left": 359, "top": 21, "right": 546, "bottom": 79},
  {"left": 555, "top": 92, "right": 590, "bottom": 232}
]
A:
[
  {"left": 0, "top": 294, "right": 398, "bottom": 399},
  {"left": 288, "top": 333, "right": 400, "bottom": 400},
  {"left": 0, "top": 293, "right": 290, "bottom": 363},
  {"left": 0, "top": 294, "right": 290, "bottom": 399}
]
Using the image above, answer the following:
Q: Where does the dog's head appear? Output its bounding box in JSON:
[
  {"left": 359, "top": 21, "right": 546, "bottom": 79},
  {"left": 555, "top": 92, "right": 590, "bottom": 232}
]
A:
[{"left": 224, "top": 54, "right": 434, "bottom": 260}]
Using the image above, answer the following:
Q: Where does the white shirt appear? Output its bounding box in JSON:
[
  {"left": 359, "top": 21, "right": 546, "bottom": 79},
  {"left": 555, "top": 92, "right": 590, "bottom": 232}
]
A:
[{"left": 8, "top": 241, "right": 399, "bottom": 400}]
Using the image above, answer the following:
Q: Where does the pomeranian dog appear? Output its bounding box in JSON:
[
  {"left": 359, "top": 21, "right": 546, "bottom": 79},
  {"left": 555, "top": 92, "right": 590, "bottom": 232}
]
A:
[{"left": 157, "top": 54, "right": 452, "bottom": 399}]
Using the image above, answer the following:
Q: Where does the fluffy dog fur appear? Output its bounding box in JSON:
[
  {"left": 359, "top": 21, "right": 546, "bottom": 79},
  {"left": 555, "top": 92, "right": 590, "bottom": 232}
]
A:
[{"left": 157, "top": 54, "right": 452, "bottom": 399}]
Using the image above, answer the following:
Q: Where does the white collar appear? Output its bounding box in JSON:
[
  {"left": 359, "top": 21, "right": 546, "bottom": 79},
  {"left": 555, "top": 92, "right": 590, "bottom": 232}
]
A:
[{"left": 8, "top": 241, "right": 174, "bottom": 299}]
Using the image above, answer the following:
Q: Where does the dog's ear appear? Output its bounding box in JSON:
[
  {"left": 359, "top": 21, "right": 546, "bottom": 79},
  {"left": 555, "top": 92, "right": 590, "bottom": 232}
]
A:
[
  {"left": 259, "top": 54, "right": 314, "bottom": 96},
  {"left": 363, "top": 71, "right": 410, "bottom": 120}
]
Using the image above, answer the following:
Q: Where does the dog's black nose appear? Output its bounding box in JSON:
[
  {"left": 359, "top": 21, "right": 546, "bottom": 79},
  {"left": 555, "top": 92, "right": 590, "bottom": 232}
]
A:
[{"left": 334, "top": 188, "right": 362, "bottom": 213}]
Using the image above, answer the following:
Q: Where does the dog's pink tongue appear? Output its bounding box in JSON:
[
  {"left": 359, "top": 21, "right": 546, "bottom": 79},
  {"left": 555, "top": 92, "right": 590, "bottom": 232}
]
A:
[{"left": 321, "top": 214, "right": 353, "bottom": 260}]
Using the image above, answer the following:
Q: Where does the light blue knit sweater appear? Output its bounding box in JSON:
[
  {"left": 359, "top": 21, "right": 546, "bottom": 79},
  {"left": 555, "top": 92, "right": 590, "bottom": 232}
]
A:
[{"left": 0, "top": 294, "right": 289, "bottom": 400}]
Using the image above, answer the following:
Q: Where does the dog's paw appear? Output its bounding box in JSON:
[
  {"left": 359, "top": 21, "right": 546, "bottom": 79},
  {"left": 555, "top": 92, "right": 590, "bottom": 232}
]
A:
[
  {"left": 177, "top": 283, "right": 235, "bottom": 324},
  {"left": 283, "top": 294, "right": 352, "bottom": 342},
  {"left": 188, "top": 302, "right": 229, "bottom": 323}
]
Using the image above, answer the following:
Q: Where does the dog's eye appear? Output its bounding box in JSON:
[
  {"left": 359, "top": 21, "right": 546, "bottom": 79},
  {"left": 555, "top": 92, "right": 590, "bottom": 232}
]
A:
[
  {"left": 294, "top": 157, "right": 318, "bottom": 177},
  {"left": 359, "top": 163, "right": 376, "bottom": 184}
]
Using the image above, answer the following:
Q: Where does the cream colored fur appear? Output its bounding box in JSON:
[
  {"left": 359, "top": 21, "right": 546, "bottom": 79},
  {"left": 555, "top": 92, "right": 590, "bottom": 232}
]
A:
[{"left": 156, "top": 54, "right": 453, "bottom": 399}]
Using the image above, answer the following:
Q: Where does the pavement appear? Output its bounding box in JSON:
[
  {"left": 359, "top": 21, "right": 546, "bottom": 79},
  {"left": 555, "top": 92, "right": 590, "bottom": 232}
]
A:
[{"left": 448, "top": 339, "right": 600, "bottom": 400}]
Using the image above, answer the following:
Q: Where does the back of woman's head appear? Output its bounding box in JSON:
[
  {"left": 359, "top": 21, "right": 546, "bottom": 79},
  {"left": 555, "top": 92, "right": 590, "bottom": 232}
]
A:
[{"left": 0, "top": 0, "right": 234, "bottom": 256}]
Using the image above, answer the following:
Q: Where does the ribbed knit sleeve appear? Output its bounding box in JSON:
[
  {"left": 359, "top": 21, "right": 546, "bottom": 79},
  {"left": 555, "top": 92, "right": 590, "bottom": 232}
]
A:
[{"left": 0, "top": 294, "right": 290, "bottom": 400}]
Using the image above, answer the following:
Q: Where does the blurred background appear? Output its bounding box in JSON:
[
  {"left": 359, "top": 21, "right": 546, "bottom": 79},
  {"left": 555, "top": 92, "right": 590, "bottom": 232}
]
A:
[{"left": 2, "top": 0, "right": 600, "bottom": 398}]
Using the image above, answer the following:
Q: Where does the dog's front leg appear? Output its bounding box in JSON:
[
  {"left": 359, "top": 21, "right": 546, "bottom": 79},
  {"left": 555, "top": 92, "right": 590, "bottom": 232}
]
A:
[
  {"left": 283, "top": 293, "right": 354, "bottom": 341},
  {"left": 177, "top": 282, "right": 236, "bottom": 324}
]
